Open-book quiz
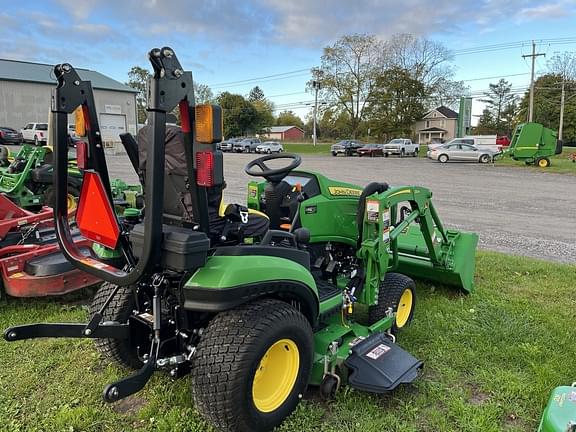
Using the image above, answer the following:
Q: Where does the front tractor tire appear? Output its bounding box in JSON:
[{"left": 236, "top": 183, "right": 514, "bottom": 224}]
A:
[
  {"left": 368, "top": 273, "right": 416, "bottom": 333},
  {"left": 88, "top": 282, "right": 143, "bottom": 370},
  {"left": 191, "top": 299, "right": 313, "bottom": 432}
]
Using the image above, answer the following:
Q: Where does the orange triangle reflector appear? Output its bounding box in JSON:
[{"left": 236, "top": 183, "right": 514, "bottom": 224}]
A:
[{"left": 76, "top": 171, "right": 120, "bottom": 249}]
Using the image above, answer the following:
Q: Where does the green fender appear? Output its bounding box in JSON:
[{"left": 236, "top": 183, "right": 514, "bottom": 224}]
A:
[{"left": 183, "top": 255, "right": 319, "bottom": 325}]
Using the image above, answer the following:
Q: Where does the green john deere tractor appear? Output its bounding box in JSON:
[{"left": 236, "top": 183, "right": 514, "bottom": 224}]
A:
[
  {"left": 3, "top": 48, "right": 478, "bottom": 432},
  {"left": 0, "top": 143, "right": 83, "bottom": 210}
]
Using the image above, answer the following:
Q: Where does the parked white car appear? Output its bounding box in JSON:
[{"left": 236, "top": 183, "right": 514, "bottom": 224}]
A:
[
  {"left": 21, "top": 122, "right": 48, "bottom": 145},
  {"left": 256, "top": 141, "right": 284, "bottom": 154},
  {"left": 382, "top": 138, "right": 419, "bottom": 157}
]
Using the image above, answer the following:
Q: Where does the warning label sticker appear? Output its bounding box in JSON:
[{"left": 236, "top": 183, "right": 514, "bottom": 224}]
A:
[
  {"left": 365, "top": 343, "right": 391, "bottom": 360},
  {"left": 382, "top": 229, "right": 390, "bottom": 243},
  {"left": 366, "top": 200, "right": 379, "bottom": 222}
]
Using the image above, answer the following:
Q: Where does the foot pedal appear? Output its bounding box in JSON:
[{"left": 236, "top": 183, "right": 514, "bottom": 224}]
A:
[{"left": 344, "top": 332, "right": 422, "bottom": 393}]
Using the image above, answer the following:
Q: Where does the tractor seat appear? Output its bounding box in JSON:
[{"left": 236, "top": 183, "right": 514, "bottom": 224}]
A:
[{"left": 135, "top": 124, "right": 269, "bottom": 242}]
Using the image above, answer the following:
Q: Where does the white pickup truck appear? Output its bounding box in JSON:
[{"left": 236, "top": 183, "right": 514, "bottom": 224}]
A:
[
  {"left": 382, "top": 138, "right": 420, "bottom": 157},
  {"left": 21, "top": 122, "right": 49, "bottom": 145}
]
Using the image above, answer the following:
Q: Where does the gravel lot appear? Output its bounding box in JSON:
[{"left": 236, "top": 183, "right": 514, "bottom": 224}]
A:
[{"left": 102, "top": 151, "right": 576, "bottom": 264}]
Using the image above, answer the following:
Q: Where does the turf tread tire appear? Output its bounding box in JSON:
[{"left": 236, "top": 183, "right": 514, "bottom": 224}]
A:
[
  {"left": 191, "top": 299, "right": 313, "bottom": 432},
  {"left": 88, "top": 282, "right": 142, "bottom": 370},
  {"left": 368, "top": 272, "right": 416, "bottom": 333}
]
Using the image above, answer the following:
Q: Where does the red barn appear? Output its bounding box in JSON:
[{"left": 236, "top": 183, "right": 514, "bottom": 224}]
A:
[{"left": 263, "top": 126, "right": 305, "bottom": 141}]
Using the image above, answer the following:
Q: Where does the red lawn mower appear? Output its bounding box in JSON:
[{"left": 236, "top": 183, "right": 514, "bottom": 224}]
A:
[{"left": 0, "top": 193, "right": 100, "bottom": 298}]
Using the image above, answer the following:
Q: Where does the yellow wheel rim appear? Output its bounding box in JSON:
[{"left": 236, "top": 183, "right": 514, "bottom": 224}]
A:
[
  {"left": 252, "top": 338, "right": 299, "bottom": 413},
  {"left": 67, "top": 194, "right": 77, "bottom": 212},
  {"left": 396, "top": 289, "right": 413, "bottom": 328},
  {"left": 538, "top": 159, "right": 548, "bottom": 168}
]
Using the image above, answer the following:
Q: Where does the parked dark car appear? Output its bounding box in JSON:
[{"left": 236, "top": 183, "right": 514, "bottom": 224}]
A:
[
  {"left": 330, "top": 140, "right": 364, "bottom": 156},
  {"left": 0, "top": 126, "right": 23, "bottom": 144},
  {"left": 357, "top": 143, "right": 384, "bottom": 157},
  {"left": 220, "top": 137, "right": 242, "bottom": 152}
]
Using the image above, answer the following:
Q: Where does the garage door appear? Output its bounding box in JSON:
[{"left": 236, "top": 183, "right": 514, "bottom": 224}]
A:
[{"left": 100, "top": 113, "right": 126, "bottom": 142}]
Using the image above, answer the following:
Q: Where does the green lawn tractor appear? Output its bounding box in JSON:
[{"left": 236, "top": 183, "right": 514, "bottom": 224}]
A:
[
  {"left": 0, "top": 143, "right": 83, "bottom": 210},
  {"left": 538, "top": 383, "right": 576, "bottom": 432},
  {"left": 504, "top": 122, "right": 563, "bottom": 168},
  {"left": 3, "top": 48, "right": 478, "bottom": 432}
]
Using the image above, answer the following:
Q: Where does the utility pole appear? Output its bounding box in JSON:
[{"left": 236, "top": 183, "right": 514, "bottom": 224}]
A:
[
  {"left": 312, "top": 80, "right": 321, "bottom": 146},
  {"left": 522, "top": 41, "right": 545, "bottom": 122},
  {"left": 559, "top": 80, "right": 565, "bottom": 141}
]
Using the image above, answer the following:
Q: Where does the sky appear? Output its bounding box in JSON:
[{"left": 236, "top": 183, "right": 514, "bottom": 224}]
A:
[{"left": 1, "top": 0, "right": 575, "bottom": 121}]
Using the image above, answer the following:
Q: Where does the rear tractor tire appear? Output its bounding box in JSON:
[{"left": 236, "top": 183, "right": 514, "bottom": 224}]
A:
[
  {"left": 191, "top": 299, "right": 313, "bottom": 432},
  {"left": 88, "top": 282, "right": 143, "bottom": 370},
  {"left": 368, "top": 272, "right": 416, "bottom": 333}
]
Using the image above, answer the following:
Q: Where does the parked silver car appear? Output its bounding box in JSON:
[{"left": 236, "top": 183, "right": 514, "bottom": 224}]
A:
[
  {"left": 427, "top": 143, "right": 499, "bottom": 163},
  {"left": 256, "top": 141, "right": 284, "bottom": 154}
]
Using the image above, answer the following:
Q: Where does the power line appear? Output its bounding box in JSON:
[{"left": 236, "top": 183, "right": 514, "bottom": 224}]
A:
[
  {"left": 461, "top": 73, "right": 530, "bottom": 82},
  {"left": 208, "top": 68, "right": 310, "bottom": 87}
]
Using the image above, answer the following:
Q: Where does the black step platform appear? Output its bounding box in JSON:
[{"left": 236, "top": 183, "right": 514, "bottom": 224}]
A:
[
  {"left": 344, "top": 332, "right": 423, "bottom": 393},
  {"left": 316, "top": 278, "right": 341, "bottom": 302},
  {"left": 24, "top": 247, "right": 92, "bottom": 277}
]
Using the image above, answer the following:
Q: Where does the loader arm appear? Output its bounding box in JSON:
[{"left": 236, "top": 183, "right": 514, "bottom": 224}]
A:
[{"left": 357, "top": 186, "right": 478, "bottom": 302}]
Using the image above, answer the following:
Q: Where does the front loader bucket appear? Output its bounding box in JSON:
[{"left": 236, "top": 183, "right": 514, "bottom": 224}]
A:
[{"left": 396, "top": 227, "right": 479, "bottom": 294}]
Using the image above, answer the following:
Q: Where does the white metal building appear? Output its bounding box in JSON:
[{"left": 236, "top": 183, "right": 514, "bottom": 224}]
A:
[{"left": 0, "top": 59, "right": 138, "bottom": 149}]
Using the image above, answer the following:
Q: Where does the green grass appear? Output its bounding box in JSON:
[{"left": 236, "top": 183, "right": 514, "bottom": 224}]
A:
[
  {"left": 495, "top": 148, "right": 576, "bottom": 174},
  {"left": 283, "top": 143, "right": 333, "bottom": 154},
  {"left": 1, "top": 251, "right": 575, "bottom": 431}
]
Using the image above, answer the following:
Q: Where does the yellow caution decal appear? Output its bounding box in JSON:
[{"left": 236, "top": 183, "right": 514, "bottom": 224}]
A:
[{"left": 328, "top": 186, "right": 362, "bottom": 197}]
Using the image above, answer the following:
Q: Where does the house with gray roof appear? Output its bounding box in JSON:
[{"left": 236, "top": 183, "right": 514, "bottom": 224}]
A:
[
  {"left": 413, "top": 106, "right": 459, "bottom": 144},
  {"left": 0, "top": 58, "right": 138, "bottom": 147}
]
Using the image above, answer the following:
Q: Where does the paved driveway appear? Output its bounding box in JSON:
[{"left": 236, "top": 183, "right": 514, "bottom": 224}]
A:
[{"left": 105, "top": 152, "right": 576, "bottom": 264}]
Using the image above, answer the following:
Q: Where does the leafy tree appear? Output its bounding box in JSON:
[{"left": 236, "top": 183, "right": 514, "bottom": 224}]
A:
[
  {"left": 479, "top": 79, "right": 517, "bottom": 135},
  {"left": 366, "top": 67, "right": 426, "bottom": 140},
  {"left": 313, "top": 34, "right": 385, "bottom": 138},
  {"left": 276, "top": 110, "right": 304, "bottom": 129},
  {"left": 126, "top": 66, "right": 151, "bottom": 123},
  {"left": 246, "top": 86, "right": 275, "bottom": 132},
  {"left": 216, "top": 92, "right": 259, "bottom": 137},
  {"left": 248, "top": 86, "right": 266, "bottom": 102},
  {"left": 517, "top": 74, "right": 576, "bottom": 141},
  {"left": 475, "top": 108, "right": 496, "bottom": 134},
  {"left": 384, "top": 33, "right": 460, "bottom": 109},
  {"left": 315, "top": 108, "right": 352, "bottom": 139},
  {"left": 194, "top": 83, "right": 214, "bottom": 104}
]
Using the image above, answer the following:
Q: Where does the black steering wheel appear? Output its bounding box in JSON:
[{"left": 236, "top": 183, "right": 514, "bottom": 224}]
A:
[{"left": 244, "top": 153, "right": 302, "bottom": 183}]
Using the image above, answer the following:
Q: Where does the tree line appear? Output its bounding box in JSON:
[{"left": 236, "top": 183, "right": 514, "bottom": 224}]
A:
[
  {"left": 126, "top": 67, "right": 297, "bottom": 138},
  {"left": 126, "top": 37, "right": 576, "bottom": 142}
]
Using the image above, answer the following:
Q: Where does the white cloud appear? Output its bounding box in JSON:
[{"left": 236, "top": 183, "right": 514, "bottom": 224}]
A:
[{"left": 515, "top": 2, "right": 573, "bottom": 22}]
